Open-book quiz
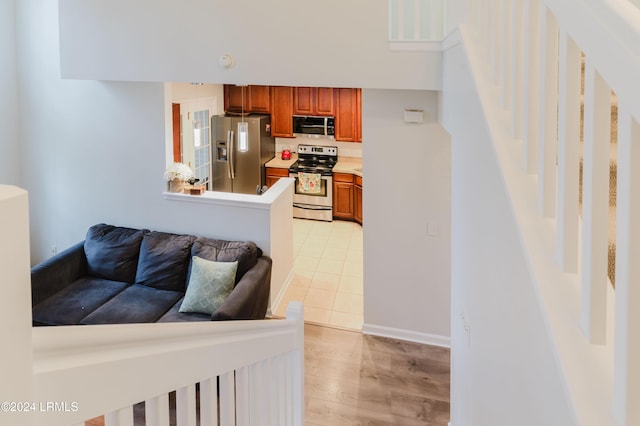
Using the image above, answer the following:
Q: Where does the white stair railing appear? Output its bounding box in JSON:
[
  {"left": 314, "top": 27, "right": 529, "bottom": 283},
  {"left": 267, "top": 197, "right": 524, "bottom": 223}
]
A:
[
  {"left": 31, "top": 302, "right": 304, "bottom": 426},
  {"left": 388, "top": 0, "right": 446, "bottom": 42},
  {"left": 463, "top": 0, "right": 640, "bottom": 423}
]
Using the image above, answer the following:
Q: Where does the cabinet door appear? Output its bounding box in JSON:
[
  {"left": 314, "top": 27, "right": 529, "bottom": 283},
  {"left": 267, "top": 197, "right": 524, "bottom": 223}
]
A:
[
  {"left": 266, "top": 167, "right": 290, "bottom": 188},
  {"left": 293, "top": 87, "right": 315, "bottom": 115},
  {"left": 248, "top": 85, "right": 271, "bottom": 113},
  {"left": 271, "top": 86, "right": 294, "bottom": 138},
  {"left": 333, "top": 182, "right": 354, "bottom": 220},
  {"left": 335, "top": 88, "right": 362, "bottom": 142},
  {"left": 224, "top": 85, "right": 247, "bottom": 113},
  {"left": 266, "top": 176, "right": 280, "bottom": 188},
  {"left": 316, "top": 87, "right": 335, "bottom": 116},
  {"left": 354, "top": 182, "right": 363, "bottom": 224}
]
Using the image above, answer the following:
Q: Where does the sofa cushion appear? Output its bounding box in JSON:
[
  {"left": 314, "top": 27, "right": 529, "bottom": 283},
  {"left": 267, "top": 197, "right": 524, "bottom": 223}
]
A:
[
  {"left": 179, "top": 257, "right": 238, "bottom": 315},
  {"left": 32, "top": 276, "right": 129, "bottom": 326},
  {"left": 84, "top": 224, "right": 147, "bottom": 283},
  {"left": 157, "top": 298, "right": 211, "bottom": 323},
  {"left": 79, "top": 284, "right": 183, "bottom": 325},
  {"left": 191, "top": 238, "right": 261, "bottom": 284},
  {"left": 134, "top": 231, "right": 195, "bottom": 292}
]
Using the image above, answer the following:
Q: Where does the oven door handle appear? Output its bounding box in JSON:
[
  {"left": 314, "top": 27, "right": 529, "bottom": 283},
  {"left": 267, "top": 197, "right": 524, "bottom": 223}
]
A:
[{"left": 293, "top": 203, "right": 332, "bottom": 211}]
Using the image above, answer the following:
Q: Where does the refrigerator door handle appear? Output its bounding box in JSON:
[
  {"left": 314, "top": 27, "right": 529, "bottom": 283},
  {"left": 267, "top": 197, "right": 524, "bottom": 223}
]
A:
[
  {"left": 229, "top": 130, "right": 236, "bottom": 179},
  {"left": 226, "top": 130, "right": 232, "bottom": 179}
]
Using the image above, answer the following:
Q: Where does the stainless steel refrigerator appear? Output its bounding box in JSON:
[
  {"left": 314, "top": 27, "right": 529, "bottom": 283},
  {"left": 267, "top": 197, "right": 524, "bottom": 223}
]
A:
[{"left": 211, "top": 114, "right": 275, "bottom": 195}]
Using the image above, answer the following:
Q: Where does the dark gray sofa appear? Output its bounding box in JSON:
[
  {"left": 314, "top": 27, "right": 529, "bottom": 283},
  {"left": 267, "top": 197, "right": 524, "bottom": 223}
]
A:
[{"left": 31, "top": 224, "right": 271, "bottom": 326}]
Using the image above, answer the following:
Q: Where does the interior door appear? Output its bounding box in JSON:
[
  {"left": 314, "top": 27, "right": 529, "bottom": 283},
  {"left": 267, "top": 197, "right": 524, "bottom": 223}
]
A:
[{"left": 179, "top": 99, "right": 215, "bottom": 189}]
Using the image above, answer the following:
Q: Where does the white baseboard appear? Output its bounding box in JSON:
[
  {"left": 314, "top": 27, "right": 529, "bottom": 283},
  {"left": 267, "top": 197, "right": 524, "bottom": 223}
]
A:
[
  {"left": 362, "top": 323, "right": 451, "bottom": 348},
  {"left": 267, "top": 267, "right": 295, "bottom": 318}
]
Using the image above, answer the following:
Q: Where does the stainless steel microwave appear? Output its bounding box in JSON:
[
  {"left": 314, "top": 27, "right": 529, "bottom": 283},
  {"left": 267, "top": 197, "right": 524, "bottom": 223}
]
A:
[{"left": 292, "top": 115, "right": 335, "bottom": 138}]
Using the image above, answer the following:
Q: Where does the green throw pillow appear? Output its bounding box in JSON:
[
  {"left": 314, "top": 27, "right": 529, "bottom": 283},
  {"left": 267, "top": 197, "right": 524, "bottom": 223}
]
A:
[{"left": 179, "top": 256, "right": 238, "bottom": 315}]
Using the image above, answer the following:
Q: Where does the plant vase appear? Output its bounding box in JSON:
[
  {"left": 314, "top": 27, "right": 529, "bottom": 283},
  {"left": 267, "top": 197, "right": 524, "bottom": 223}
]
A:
[{"left": 168, "top": 179, "right": 186, "bottom": 193}]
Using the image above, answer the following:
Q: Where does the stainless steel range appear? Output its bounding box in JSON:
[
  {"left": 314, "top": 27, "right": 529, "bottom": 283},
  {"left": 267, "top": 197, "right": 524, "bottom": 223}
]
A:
[{"left": 288, "top": 144, "right": 338, "bottom": 221}]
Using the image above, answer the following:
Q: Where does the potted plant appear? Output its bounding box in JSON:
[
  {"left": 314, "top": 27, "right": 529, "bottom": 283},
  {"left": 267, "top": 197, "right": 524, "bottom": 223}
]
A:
[{"left": 164, "top": 162, "right": 194, "bottom": 193}]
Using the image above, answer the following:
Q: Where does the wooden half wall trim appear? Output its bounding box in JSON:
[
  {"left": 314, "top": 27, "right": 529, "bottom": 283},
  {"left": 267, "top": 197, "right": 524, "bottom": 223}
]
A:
[{"left": 172, "top": 103, "right": 181, "bottom": 163}]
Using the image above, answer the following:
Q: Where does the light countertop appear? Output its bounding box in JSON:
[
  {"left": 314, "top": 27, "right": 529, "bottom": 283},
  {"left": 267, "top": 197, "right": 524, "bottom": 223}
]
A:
[
  {"left": 265, "top": 153, "right": 298, "bottom": 169},
  {"left": 333, "top": 157, "right": 362, "bottom": 177},
  {"left": 265, "top": 153, "right": 362, "bottom": 178}
]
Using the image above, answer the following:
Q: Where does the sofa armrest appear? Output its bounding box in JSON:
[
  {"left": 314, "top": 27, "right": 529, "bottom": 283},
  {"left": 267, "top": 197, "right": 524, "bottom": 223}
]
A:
[
  {"left": 31, "top": 241, "right": 88, "bottom": 306},
  {"left": 210, "top": 256, "right": 272, "bottom": 321}
]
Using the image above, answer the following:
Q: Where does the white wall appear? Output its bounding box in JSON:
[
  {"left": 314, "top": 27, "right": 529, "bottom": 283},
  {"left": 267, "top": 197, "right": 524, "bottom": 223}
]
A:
[
  {"left": 444, "top": 0, "right": 466, "bottom": 37},
  {"left": 362, "top": 89, "right": 451, "bottom": 345},
  {"left": 0, "top": 0, "right": 20, "bottom": 186},
  {"left": 14, "top": 1, "right": 282, "bottom": 268},
  {"left": 170, "top": 83, "right": 224, "bottom": 106},
  {"left": 57, "top": 0, "right": 442, "bottom": 90},
  {"left": 276, "top": 137, "right": 363, "bottom": 158},
  {"left": 442, "top": 40, "right": 576, "bottom": 425}
]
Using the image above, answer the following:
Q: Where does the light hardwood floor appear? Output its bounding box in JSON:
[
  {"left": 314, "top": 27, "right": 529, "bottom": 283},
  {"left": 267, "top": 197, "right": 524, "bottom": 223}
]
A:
[
  {"left": 86, "top": 324, "right": 450, "bottom": 425},
  {"left": 304, "top": 324, "right": 450, "bottom": 425}
]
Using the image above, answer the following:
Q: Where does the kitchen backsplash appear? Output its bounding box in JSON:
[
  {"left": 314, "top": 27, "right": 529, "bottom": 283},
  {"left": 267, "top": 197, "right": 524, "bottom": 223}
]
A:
[{"left": 276, "top": 136, "right": 362, "bottom": 158}]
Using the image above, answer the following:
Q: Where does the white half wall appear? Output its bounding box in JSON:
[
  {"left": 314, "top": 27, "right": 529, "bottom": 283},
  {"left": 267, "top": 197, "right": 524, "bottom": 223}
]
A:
[
  {"left": 0, "top": 186, "right": 33, "bottom": 426},
  {"left": 268, "top": 178, "right": 295, "bottom": 314},
  {"left": 0, "top": 0, "right": 20, "bottom": 186},
  {"left": 57, "top": 0, "right": 442, "bottom": 90},
  {"left": 362, "top": 89, "right": 451, "bottom": 345},
  {"left": 442, "top": 36, "right": 576, "bottom": 425}
]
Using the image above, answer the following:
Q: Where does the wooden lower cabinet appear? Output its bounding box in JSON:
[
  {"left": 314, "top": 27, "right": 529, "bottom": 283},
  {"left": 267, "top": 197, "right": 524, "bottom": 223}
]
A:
[
  {"left": 333, "top": 173, "right": 355, "bottom": 220},
  {"left": 354, "top": 175, "right": 363, "bottom": 224},
  {"left": 265, "top": 167, "right": 290, "bottom": 188}
]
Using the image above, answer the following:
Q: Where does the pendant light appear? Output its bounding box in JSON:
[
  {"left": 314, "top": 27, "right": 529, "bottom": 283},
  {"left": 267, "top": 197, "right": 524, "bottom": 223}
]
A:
[
  {"left": 237, "top": 86, "right": 249, "bottom": 152},
  {"left": 193, "top": 83, "right": 202, "bottom": 147}
]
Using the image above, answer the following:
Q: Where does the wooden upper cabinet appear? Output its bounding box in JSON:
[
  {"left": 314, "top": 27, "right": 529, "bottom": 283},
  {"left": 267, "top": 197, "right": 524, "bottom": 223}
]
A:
[
  {"left": 270, "top": 86, "right": 294, "bottom": 138},
  {"left": 224, "top": 85, "right": 247, "bottom": 113},
  {"left": 225, "top": 85, "right": 271, "bottom": 114},
  {"left": 294, "top": 87, "right": 335, "bottom": 116},
  {"left": 316, "top": 87, "right": 335, "bottom": 116},
  {"left": 335, "top": 88, "right": 362, "bottom": 142},
  {"left": 224, "top": 84, "right": 360, "bottom": 142},
  {"left": 248, "top": 85, "right": 271, "bottom": 114},
  {"left": 294, "top": 87, "right": 314, "bottom": 115}
]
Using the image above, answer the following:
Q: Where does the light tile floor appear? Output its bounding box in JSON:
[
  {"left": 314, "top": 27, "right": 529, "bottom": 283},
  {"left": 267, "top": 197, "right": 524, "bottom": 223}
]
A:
[{"left": 274, "top": 219, "right": 363, "bottom": 330}]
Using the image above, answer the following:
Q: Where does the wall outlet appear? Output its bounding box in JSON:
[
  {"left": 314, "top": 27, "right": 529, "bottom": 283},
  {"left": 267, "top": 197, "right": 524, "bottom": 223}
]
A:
[
  {"left": 427, "top": 222, "right": 438, "bottom": 237},
  {"left": 50, "top": 246, "right": 57, "bottom": 256}
]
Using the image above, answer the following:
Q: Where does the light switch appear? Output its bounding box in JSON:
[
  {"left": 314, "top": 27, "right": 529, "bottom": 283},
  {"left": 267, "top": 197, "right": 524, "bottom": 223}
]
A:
[{"left": 427, "top": 222, "right": 438, "bottom": 236}]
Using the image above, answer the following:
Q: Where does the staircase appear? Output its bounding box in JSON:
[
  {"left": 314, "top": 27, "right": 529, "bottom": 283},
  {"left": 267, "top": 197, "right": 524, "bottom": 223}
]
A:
[
  {"left": 449, "top": 0, "right": 640, "bottom": 422},
  {"left": 578, "top": 55, "right": 618, "bottom": 285},
  {"left": 31, "top": 304, "right": 306, "bottom": 426}
]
